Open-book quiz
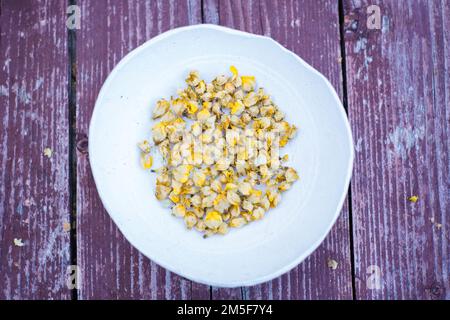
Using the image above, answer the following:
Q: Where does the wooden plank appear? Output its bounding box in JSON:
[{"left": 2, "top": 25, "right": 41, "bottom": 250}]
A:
[
  {"left": 204, "top": 0, "right": 354, "bottom": 299},
  {"left": 343, "top": 0, "right": 449, "bottom": 299},
  {"left": 0, "top": 0, "right": 71, "bottom": 299},
  {"left": 75, "top": 0, "right": 210, "bottom": 299}
]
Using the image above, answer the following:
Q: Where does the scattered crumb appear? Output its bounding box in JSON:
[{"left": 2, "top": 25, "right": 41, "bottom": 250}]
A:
[
  {"left": 63, "top": 221, "right": 71, "bottom": 232},
  {"left": 14, "top": 262, "right": 20, "bottom": 267},
  {"left": 13, "top": 238, "right": 25, "bottom": 247},
  {"left": 408, "top": 195, "right": 419, "bottom": 203},
  {"left": 436, "top": 223, "right": 442, "bottom": 230},
  {"left": 23, "top": 218, "right": 30, "bottom": 224},
  {"left": 327, "top": 258, "right": 338, "bottom": 270},
  {"left": 43, "top": 147, "right": 53, "bottom": 158},
  {"left": 430, "top": 217, "right": 435, "bottom": 223},
  {"left": 337, "top": 57, "right": 343, "bottom": 63}
]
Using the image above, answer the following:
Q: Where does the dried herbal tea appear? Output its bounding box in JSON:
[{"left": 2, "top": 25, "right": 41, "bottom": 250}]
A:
[{"left": 139, "top": 66, "right": 299, "bottom": 237}]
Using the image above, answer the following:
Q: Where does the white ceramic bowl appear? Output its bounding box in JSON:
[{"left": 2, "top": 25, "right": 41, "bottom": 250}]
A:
[{"left": 89, "top": 24, "right": 353, "bottom": 287}]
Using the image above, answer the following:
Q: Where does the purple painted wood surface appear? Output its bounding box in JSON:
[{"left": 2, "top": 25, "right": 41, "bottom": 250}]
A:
[
  {"left": 0, "top": 0, "right": 71, "bottom": 299},
  {"left": 343, "top": 0, "right": 449, "bottom": 299}
]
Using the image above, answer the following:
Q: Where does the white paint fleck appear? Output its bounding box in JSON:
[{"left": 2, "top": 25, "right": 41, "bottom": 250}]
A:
[
  {"left": 34, "top": 77, "right": 44, "bottom": 90},
  {"left": 354, "top": 37, "right": 368, "bottom": 53},
  {"left": 327, "top": 258, "right": 338, "bottom": 270},
  {"left": 0, "top": 85, "right": 8, "bottom": 96},
  {"left": 11, "top": 83, "right": 31, "bottom": 104},
  {"left": 386, "top": 125, "right": 425, "bottom": 163},
  {"left": 363, "top": 98, "right": 368, "bottom": 106},
  {"left": 354, "top": 37, "right": 373, "bottom": 81}
]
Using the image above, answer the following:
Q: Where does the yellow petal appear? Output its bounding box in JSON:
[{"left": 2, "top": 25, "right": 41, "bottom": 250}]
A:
[
  {"left": 205, "top": 211, "right": 223, "bottom": 229},
  {"left": 226, "top": 190, "right": 241, "bottom": 205},
  {"left": 173, "top": 164, "right": 193, "bottom": 183},
  {"left": 152, "top": 99, "right": 170, "bottom": 119},
  {"left": 229, "top": 217, "right": 246, "bottom": 228},
  {"left": 169, "top": 193, "right": 180, "bottom": 203},
  {"left": 251, "top": 207, "right": 265, "bottom": 220},
  {"left": 241, "top": 76, "right": 256, "bottom": 91},
  {"left": 225, "top": 183, "right": 238, "bottom": 191},
  {"left": 186, "top": 100, "right": 199, "bottom": 114},
  {"left": 229, "top": 100, "right": 245, "bottom": 115},
  {"left": 172, "top": 204, "right": 186, "bottom": 217},
  {"left": 197, "top": 108, "right": 211, "bottom": 122},
  {"left": 155, "top": 185, "right": 171, "bottom": 200},
  {"left": 285, "top": 167, "right": 299, "bottom": 182},
  {"left": 184, "top": 212, "right": 198, "bottom": 229},
  {"left": 138, "top": 140, "right": 151, "bottom": 153},
  {"left": 238, "top": 182, "right": 252, "bottom": 196},
  {"left": 217, "top": 223, "right": 228, "bottom": 235},
  {"left": 193, "top": 170, "right": 206, "bottom": 187}
]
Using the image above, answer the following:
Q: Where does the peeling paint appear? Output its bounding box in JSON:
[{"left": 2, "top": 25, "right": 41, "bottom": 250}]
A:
[
  {"left": 34, "top": 77, "right": 44, "bottom": 90},
  {"left": 355, "top": 137, "right": 363, "bottom": 152},
  {"left": 290, "top": 18, "right": 300, "bottom": 28},
  {"left": 3, "top": 58, "right": 11, "bottom": 70},
  {"left": 382, "top": 15, "right": 390, "bottom": 33},
  {"left": 38, "top": 228, "right": 60, "bottom": 265},
  {"left": 16, "top": 204, "right": 23, "bottom": 215}
]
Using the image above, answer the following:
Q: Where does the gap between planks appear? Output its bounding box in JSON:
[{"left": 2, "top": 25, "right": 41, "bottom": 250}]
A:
[{"left": 68, "top": 0, "right": 78, "bottom": 301}]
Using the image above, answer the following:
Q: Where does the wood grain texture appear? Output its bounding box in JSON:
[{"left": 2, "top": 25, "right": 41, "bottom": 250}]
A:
[
  {"left": 343, "top": 0, "right": 449, "bottom": 299},
  {"left": 75, "top": 0, "right": 210, "bottom": 299},
  {"left": 0, "top": 0, "right": 71, "bottom": 299},
  {"left": 1, "top": 0, "right": 448, "bottom": 300},
  {"left": 204, "top": 0, "right": 354, "bottom": 300}
]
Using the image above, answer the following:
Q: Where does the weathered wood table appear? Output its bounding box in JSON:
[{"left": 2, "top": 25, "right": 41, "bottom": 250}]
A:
[{"left": 1, "top": 0, "right": 448, "bottom": 300}]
